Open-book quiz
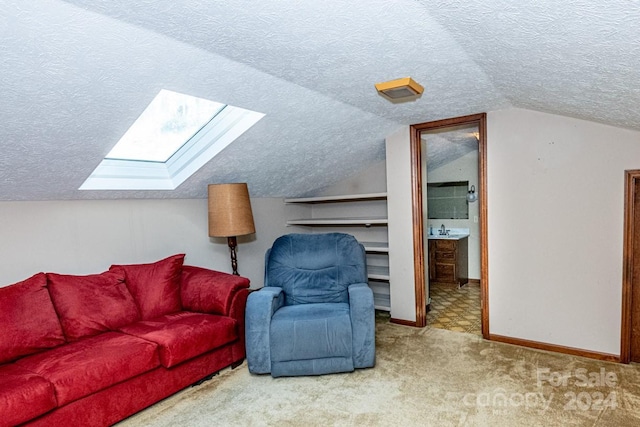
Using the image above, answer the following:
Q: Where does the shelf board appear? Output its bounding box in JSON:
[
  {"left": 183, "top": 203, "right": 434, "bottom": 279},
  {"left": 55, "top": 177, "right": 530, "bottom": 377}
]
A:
[
  {"left": 285, "top": 192, "right": 387, "bottom": 204},
  {"left": 361, "top": 241, "right": 389, "bottom": 253},
  {"left": 287, "top": 217, "right": 388, "bottom": 226},
  {"left": 367, "top": 265, "right": 390, "bottom": 281},
  {"left": 373, "top": 293, "right": 391, "bottom": 311}
]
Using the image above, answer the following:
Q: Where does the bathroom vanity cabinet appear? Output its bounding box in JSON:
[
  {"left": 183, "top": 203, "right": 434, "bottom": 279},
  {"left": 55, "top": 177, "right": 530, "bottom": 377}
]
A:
[{"left": 428, "top": 236, "right": 469, "bottom": 287}]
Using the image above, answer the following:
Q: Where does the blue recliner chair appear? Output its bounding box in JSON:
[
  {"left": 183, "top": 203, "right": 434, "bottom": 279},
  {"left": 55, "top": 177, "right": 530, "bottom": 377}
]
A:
[{"left": 245, "top": 233, "right": 375, "bottom": 377}]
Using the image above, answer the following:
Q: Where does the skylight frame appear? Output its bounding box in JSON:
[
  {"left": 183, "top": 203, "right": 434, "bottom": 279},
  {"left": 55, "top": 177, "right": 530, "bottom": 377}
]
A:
[{"left": 80, "top": 93, "right": 264, "bottom": 191}]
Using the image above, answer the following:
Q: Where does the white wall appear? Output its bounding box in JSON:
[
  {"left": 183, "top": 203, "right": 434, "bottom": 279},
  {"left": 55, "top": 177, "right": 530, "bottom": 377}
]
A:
[
  {"left": 426, "top": 151, "right": 481, "bottom": 280},
  {"left": 488, "top": 108, "right": 640, "bottom": 355},
  {"left": 312, "top": 159, "right": 388, "bottom": 251},
  {"left": 0, "top": 198, "right": 289, "bottom": 289},
  {"left": 318, "top": 160, "right": 387, "bottom": 196},
  {"left": 379, "top": 107, "right": 640, "bottom": 356},
  {"left": 385, "top": 126, "right": 417, "bottom": 322},
  {"left": 7, "top": 106, "right": 636, "bottom": 355}
]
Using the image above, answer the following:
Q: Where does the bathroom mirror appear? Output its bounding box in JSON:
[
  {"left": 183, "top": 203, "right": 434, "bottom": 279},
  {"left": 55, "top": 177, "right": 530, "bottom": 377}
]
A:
[{"left": 426, "top": 181, "right": 469, "bottom": 219}]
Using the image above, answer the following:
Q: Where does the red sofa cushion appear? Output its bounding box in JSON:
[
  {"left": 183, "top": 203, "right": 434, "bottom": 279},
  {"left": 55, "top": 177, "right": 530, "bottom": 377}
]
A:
[
  {"left": 0, "top": 273, "right": 66, "bottom": 364},
  {"left": 15, "top": 332, "right": 160, "bottom": 406},
  {"left": 111, "top": 254, "right": 184, "bottom": 320},
  {"left": 0, "top": 364, "right": 57, "bottom": 427},
  {"left": 118, "top": 311, "right": 238, "bottom": 368},
  {"left": 180, "top": 265, "right": 250, "bottom": 315},
  {"left": 47, "top": 270, "right": 141, "bottom": 341}
]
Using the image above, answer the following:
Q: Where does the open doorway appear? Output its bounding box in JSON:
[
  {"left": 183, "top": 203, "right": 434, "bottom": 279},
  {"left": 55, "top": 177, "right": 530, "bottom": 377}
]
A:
[
  {"left": 422, "top": 124, "right": 481, "bottom": 335},
  {"left": 409, "top": 113, "right": 488, "bottom": 338}
]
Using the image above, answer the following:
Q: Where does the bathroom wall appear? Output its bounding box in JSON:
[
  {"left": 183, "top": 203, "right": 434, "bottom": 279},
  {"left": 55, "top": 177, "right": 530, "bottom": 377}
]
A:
[{"left": 426, "top": 150, "right": 481, "bottom": 280}]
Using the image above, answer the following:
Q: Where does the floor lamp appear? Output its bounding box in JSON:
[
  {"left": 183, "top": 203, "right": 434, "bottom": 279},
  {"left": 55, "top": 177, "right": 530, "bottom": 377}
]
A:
[{"left": 208, "top": 183, "right": 256, "bottom": 276}]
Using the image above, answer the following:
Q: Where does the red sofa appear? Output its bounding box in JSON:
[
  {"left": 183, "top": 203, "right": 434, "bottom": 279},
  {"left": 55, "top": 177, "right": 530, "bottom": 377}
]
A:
[{"left": 0, "top": 254, "right": 250, "bottom": 427}]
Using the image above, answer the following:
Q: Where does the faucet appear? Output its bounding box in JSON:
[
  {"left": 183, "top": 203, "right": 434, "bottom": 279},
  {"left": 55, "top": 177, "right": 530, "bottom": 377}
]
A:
[{"left": 440, "top": 224, "right": 446, "bottom": 235}]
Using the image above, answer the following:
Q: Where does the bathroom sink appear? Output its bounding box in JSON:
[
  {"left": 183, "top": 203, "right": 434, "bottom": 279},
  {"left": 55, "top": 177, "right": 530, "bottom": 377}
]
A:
[{"left": 428, "top": 233, "right": 469, "bottom": 240}]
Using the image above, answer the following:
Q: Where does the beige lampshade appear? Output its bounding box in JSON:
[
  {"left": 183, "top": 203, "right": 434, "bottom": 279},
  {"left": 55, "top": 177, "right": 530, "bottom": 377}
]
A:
[{"left": 208, "top": 183, "right": 256, "bottom": 237}]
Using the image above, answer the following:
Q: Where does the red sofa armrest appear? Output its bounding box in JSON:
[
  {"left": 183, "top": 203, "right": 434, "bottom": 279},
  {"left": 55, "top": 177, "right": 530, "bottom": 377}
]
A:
[{"left": 180, "top": 266, "right": 250, "bottom": 316}]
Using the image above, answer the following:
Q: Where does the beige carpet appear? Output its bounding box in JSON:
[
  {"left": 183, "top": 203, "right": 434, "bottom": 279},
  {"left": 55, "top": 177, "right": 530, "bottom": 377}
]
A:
[{"left": 118, "top": 314, "right": 640, "bottom": 426}]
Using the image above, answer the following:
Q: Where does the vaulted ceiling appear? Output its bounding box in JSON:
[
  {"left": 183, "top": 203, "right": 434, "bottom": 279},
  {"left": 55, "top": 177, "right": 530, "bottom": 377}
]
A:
[{"left": 1, "top": 0, "right": 638, "bottom": 200}]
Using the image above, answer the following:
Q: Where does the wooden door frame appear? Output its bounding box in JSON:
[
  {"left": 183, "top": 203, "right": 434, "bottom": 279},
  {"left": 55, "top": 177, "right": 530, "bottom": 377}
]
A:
[
  {"left": 621, "top": 169, "right": 640, "bottom": 363},
  {"left": 409, "top": 113, "right": 489, "bottom": 338}
]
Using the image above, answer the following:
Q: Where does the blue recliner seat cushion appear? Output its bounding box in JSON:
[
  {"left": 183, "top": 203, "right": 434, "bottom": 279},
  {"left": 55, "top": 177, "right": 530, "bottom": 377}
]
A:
[
  {"left": 270, "top": 303, "right": 353, "bottom": 363},
  {"left": 266, "top": 233, "right": 367, "bottom": 305}
]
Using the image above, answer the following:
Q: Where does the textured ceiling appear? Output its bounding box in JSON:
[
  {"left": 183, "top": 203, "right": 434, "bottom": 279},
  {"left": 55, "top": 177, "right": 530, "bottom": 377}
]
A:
[
  {"left": 422, "top": 125, "right": 478, "bottom": 171},
  {"left": 0, "top": 0, "right": 637, "bottom": 200}
]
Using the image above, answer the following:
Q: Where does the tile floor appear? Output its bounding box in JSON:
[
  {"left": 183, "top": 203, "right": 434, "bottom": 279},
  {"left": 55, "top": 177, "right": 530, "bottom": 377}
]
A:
[{"left": 426, "top": 281, "right": 481, "bottom": 335}]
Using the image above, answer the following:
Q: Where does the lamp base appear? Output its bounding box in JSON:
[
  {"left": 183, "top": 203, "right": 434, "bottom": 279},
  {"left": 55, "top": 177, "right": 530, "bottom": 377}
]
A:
[{"left": 227, "top": 236, "right": 239, "bottom": 276}]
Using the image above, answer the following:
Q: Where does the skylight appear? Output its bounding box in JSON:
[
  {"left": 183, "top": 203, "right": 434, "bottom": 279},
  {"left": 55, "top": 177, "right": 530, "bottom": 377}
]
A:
[
  {"left": 80, "top": 90, "right": 264, "bottom": 191},
  {"left": 106, "top": 90, "right": 225, "bottom": 163}
]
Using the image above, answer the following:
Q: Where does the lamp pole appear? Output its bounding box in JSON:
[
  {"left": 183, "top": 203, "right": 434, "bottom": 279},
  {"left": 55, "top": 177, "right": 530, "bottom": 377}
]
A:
[{"left": 227, "top": 236, "right": 239, "bottom": 275}]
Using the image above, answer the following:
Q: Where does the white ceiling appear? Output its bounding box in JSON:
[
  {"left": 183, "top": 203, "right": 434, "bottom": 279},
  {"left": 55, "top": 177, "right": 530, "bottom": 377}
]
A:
[
  {"left": 0, "top": 0, "right": 638, "bottom": 200},
  {"left": 422, "top": 124, "right": 479, "bottom": 171}
]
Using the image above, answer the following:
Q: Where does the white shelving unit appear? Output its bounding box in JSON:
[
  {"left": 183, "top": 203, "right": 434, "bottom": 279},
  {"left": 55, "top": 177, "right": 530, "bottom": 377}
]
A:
[
  {"left": 366, "top": 265, "right": 390, "bottom": 280},
  {"left": 285, "top": 193, "right": 391, "bottom": 311},
  {"left": 360, "top": 241, "right": 389, "bottom": 253},
  {"left": 286, "top": 217, "right": 388, "bottom": 226},
  {"left": 284, "top": 193, "right": 387, "bottom": 204}
]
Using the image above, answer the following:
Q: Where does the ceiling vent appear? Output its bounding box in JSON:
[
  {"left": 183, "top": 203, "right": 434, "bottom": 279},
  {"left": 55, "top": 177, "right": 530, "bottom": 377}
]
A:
[{"left": 375, "top": 77, "right": 424, "bottom": 102}]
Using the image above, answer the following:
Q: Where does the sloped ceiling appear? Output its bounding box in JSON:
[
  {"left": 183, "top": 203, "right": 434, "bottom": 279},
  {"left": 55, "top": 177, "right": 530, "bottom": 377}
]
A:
[
  {"left": 423, "top": 125, "right": 478, "bottom": 171},
  {"left": 0, "top": 0, "right": 638, "bottom": 200}
]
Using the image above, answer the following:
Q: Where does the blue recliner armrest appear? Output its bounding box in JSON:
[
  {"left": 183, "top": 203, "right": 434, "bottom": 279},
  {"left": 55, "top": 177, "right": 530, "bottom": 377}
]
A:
[
  {"left": 245, "top": 287, "right": 284, "bottom": 374},
  {"left": 348, "top": 283, "right": 375, "bottom": 368}
]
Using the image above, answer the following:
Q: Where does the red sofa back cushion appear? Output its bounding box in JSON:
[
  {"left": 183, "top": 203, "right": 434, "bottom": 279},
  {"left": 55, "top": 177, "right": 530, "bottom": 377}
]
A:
[
  {"left": 110, "top": 254, "right": 184, "bottom": 320},
  {"left": 181, "top": 265, "right": 250, "bottom": 315},
  {"left": 47, "top": 271, "right": 141, "bottom": 341},
  {"left": 0, "top": 273, "right": 66, "bottom": 363}
]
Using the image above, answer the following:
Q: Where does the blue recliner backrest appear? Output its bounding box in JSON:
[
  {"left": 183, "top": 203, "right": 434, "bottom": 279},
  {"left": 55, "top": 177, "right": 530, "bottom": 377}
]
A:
[{"left": 265, "top": 233, "right": 367, "bottom": 305}]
